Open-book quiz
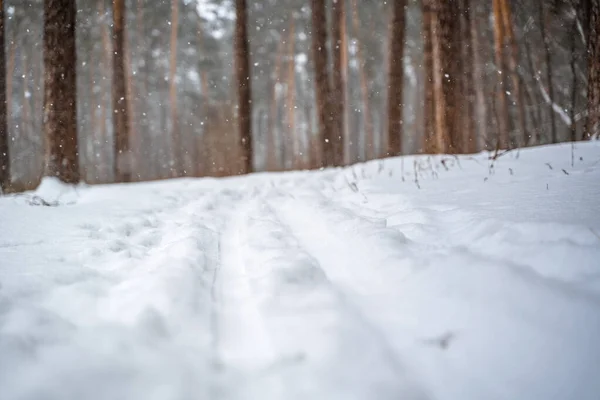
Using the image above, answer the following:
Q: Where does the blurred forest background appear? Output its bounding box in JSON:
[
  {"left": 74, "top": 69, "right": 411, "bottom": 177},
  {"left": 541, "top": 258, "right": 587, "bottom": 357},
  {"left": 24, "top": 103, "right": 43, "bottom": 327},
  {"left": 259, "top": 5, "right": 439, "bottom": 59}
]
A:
[{"left": 0, "top": 0, "right": 598, "bottom": 191}]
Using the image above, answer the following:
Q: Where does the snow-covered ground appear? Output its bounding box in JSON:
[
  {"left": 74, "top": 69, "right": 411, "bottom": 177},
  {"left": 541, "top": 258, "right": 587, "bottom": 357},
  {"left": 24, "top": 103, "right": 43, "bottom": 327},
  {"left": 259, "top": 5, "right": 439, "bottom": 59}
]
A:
[{"left": 1, "top": 142, "right": 600, "bottom": 400}]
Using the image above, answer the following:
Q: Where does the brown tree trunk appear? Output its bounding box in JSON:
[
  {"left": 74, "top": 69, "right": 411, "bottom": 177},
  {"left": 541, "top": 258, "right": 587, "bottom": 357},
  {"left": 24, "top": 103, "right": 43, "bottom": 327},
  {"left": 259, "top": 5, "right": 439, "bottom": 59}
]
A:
[
  {"left": 459, "top": 0, "right": 476, "bottom": 153},
  {"left": 235, "top": 0, "right": 253, "bottom": 174},
  {"left": 586, "top": 0, "right": 600, "bottom": 138},
  {"left": 0, "top": 0, "right": 8, "bottom": 191},
  {"left": 286, "top": 19, "right": 300, "bottom": 168},
  {"left": 500, "top": 0, "right": 527, "bottom": 148},
  {"left": 492, "top": 0, "right": 510, "bottom": 150},
  {"left": 539, "top": 1, "right": 557, "bottom": 143},
  {"left": 99, "top": 0, "right": 110, "bottom": 182},
  {"left": 312, "top": 0, "right": 334, "bottom": 167},
  {"left": 570, "top": 3, "right": 578, "bottom": 143},
  {"left": 470, "top": 0, "right": 488, "bottom": 150},
  {"left": 350, "top": 0, "right": 374, "bottom": 160},
  {"left": 112, "top": 0, "right": 131, "bottom": 182},
  {"left": 422, "top": 0, "right": 436, "bottom": 153},
  {"left": 331, "top": 0, "right": 345, "bottom": 166},
  {"left": 430, "top": 0, "right": 458, "bottom": 153},
  {"left": 267, "top": 38, "right": 286, "bottom": 171},
  {"left": 340, "top": 6, "right": 350, "bottom": 164},
  {"left": 169, "top": 0, "right": 180, "bottom": 177},
  {"left": 387, "top": 0, "right": 407, "bottom": 157},
  {"left": 43, "top": 0, "right": 79, "bottom": 183}
]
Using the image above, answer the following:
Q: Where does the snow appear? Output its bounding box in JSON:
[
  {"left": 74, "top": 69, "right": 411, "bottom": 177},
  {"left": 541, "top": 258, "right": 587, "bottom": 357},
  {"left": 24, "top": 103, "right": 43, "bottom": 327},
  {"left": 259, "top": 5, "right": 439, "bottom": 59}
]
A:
[{"left": 1, "top": 142, "right": 600, "bottom": 400}]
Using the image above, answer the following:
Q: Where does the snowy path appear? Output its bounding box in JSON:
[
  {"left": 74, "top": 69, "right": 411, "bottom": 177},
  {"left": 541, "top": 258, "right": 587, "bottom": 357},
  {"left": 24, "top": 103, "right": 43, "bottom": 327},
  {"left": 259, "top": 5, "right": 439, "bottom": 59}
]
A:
[{"left": 1, "top": 143, "right": 600, "bottom": 399}]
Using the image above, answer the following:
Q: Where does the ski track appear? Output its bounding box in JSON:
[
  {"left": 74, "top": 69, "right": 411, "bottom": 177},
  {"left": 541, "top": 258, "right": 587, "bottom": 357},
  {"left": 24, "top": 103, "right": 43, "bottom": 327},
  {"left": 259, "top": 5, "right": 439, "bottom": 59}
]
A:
[{"left": 2, "top": 143, "right": 600, "bottom": 400}]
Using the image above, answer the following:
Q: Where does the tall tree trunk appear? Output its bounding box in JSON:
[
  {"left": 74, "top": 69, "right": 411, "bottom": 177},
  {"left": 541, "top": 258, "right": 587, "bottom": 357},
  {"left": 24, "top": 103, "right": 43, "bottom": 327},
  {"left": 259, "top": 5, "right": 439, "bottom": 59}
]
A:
[
  {"left": 586, "top": 0, "right": 600, "bottom": 138},
  {"left": 422, "top": 0, "right": 436, "bottom": 153},
  {"left": 459, "top": 0, "right": 476, "bottom": 153},
  {"left": 267, "top": 38, "right": 285, "bottom": 171},
  {"left": 286, "top": 19, "right": 299, "bottom": 168},
  {"left": 387, "top": 0, "right": 407, "bottom": 157},
  {"left": 570, "top": 3, "right": 579, "bottom": 143},
  {"left": 0, "top": 0, "right": 8, "bottom": 191},
  {"left": 340, "top": 5, "right": 350, "bottom": 164},
  {"left": 169, "top": 0, "right": 180, "bottom": 177},
  {"left": 112, "top": 0, "right": 131, "bottom": 182},
  {"left": 430, "top": 0, "right": 458, "bottom": 153},
  {"left": 470, "top": 0, "right": 487, "bottom": 151},
  {"left": 312, "top": 0, "right": 334, "bottom": 167},
  {"left": 331, "top": 0, "right": 345, "bottom": 166},
  {"left": 235, "top": 0, "right": 253, "bottom": 174},
  {"left": 43, "top": 0, "right": 79, "bottom": 183},
  {"left": 99, "top": 0, "right": 110, "bottom": 182},
  {"left": 492, "top": 0, "right": 510, "bottom": 150},
  {"left": 500, "top": 0, "right": 527, "bottom": 148},
  {"left": 350, "top": 0, "right": 374, "bottom": 160},
  {"left": 539, "top": 1, "right": 557, "bottom": 143}
]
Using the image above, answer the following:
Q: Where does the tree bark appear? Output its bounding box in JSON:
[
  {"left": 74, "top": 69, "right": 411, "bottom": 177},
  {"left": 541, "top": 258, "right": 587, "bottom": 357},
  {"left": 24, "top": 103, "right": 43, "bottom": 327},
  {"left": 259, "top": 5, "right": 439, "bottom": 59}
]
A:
[
  {"left": 267, "top": 38, "right": 285, "bottom": 171},
  {"left": 286, "top": 19, "right": 299, "bottom": 168},
  {"left": 492, "top": 0, "right": 510, "bottom": 150},
  {"left": 43, "top": 0, "right": 79, "bottom": 184},
  {"left": 387, "top": 0, "right": 407, "bottom": 157},
  {"left": 112, "top": 0, "right": 131, "bottom": 182},
  {"left": 422, "top": 0, "right": 436, "bottom": 153},
  {"left": 459, "top": 0, "right": 476, "bottom": 153},
  {"left": 350, "top": 0, "right": 374, "bottom": 160},
  {"left": 312, "top": 0, "right": 334, "bottom": 167},
  {"left": 0, "top": 0, "right": 8, "bottom": 191},
  {"left": 539, "top": 1, "right": 557, "bottom": 143},
  {"left": 169, "top": 0, "right": 180, "bottom": 176},
  {"left": 430, "top": 0, "right": 458, "bottom": 153},
  {"left": 586, "top": 0, "right": 600, "bottom": 138},
  {"left": 235, "top": 0, "right": 253, "bottom": 174},
  {"left": 500, "top": 0, "right": 527, "bottom": 148},
  {"left": 470, "top": 0, "right": 488, "bottom": 151},
  {"left": 331, "top": 0, "right": 345, "bottom": 166}
]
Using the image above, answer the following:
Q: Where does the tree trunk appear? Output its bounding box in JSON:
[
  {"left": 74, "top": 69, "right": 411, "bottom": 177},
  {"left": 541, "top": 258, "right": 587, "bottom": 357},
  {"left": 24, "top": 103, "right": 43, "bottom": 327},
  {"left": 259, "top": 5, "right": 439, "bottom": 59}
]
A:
[
  {"left": 331, "top": 0, "right": 346, "bottom": 166},
  {"left": 112, "top": 0, "right": 131, "bottom": 182},
  {"left": 43, "top": 0, "right": 79, "bottom": 184},
  {"left": 500, "top": 0, "right": 527, "bottom": 148},
  {"left": 169, "top": 0, "right": 180, "bottom": 177},
  {"left": 267, "top": 38, "right": 285, "bottom": 171},
  {"left": 99, "top": 0, "right": 110, "bottom": 183},
  {"left": 430, "top": 0, "right": 458, "bottom": 153},
  {"left": 422, "top": 0, "right": 436, "bottom": 153},
  {"left": 387, "top": 0, "right": 407, "bottom": 157},
  {"left": 459, "top": 0, "right": 476, "bottom": 154},
  {"left": 570, "top": 3, "right": 578, "bottom": 143},
  {"left": 0, "top": 0, "right": 8, "bottom": 191},
  {"left": 286, "top": 19, "right": 300, "bottom": 168},
  {"left": 235, "top": 0, "right": 253, "bottom": 174},
  {"left": 586, "top": 0, "right": 600, "bottom": 138},
  {"left": 492, "top": 0, "right": 510, "bottom": 150},
  {"left": 539, "top": 1, "right": 557, "bottom": 143},
  {"left": 350, "top": 0, "right": 374, "bottom": 160},
  {"left": 469, "top": 1, "right": 487, "bottom": 151},
  {"left": 312, "top": 0, "right": 334, "bottom": 167}
]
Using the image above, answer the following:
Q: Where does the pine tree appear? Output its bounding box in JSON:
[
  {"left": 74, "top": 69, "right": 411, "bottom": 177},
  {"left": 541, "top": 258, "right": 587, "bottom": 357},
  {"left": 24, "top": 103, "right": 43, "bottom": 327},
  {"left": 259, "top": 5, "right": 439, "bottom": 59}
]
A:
[
  {"left": 235, "top": 0, "right": 253, "bottom": 174},
  {"left": 169, "top": 0, "right": 180, "bottom": 177},
  {"left": 113, "top": 0, "right": 132, "bottom": 182},
  {"left": 311, "top": 0, "right": 334, "bottom": 166},
  {"left": 0, "top": 0, "right": 8, "bottom": 192},
  {"left": 586, "top": 0, "right": 600, "bottom": 138},
  {"left": 331, "top": 0, "right": 346, "bottom": 166},
  {"left": 43, "top": 0, "right": 79, "bottom": 184},
  {"left": 387, "top": 0, "right": 407, "bottom": 157}
]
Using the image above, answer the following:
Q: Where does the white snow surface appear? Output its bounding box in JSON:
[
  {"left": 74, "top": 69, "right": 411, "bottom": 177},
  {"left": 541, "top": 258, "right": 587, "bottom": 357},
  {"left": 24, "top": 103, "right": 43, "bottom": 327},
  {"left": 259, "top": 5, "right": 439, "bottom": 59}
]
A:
[{"left": 1, "top": 142, "right": 600, "bottom": 400}]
